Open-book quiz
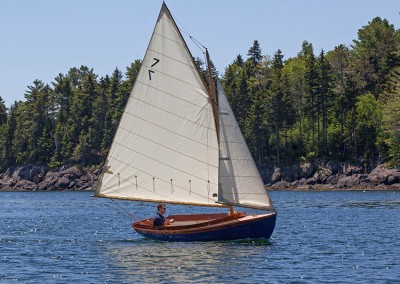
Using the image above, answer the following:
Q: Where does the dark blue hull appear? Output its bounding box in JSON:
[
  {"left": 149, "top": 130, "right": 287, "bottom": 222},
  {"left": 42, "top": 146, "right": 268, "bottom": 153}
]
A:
[{"left": 132, "top": 212, "right": 276, "bottom": 242}]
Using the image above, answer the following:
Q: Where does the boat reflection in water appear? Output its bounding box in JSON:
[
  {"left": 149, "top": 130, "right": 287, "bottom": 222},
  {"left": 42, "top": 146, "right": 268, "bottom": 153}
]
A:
[{"left": 102, "top": 238, "right": 272, "bottom": 282}]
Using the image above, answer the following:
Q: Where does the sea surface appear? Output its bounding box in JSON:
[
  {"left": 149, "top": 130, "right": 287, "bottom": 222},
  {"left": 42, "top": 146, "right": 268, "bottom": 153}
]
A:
[{"left": 1, "top": 190, "right": 399, "bottom": 283}]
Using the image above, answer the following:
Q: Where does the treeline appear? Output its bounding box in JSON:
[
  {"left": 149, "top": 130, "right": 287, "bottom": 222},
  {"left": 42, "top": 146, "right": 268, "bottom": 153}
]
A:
[
  {"left": 0, "top": 61, "right": 142, "bottom": 171},
  {"left": 0, "top": 17, "right": 399, "bottom": 173},
  {"left": 222, "top": 17, "right": 400, "bottom": 169}
]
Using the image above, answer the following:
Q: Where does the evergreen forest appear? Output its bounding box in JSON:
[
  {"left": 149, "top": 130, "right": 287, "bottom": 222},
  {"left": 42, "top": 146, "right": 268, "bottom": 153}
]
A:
[{"left": 0, "top": 17, "right": 400, "bottom": 173}]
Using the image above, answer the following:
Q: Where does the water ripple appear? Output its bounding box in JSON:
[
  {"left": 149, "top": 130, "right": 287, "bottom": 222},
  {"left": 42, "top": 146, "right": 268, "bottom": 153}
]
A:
[{"left": 0, "top": 190, "right": 399, "bottom": 283}]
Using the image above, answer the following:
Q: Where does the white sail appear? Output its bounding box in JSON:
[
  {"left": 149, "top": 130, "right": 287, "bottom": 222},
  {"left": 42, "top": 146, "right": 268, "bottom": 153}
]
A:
[
  {"left": 217, "top": 80, "right": 274, "bottom": 211},
  {"left": 96, "top": 4, "right": 221, "bottom": 206}
]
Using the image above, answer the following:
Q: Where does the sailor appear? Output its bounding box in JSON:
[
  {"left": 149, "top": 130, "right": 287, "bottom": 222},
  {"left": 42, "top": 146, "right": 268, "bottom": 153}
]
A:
[{"left": 153, "top": 203, "right": 166, "bottom": 226}]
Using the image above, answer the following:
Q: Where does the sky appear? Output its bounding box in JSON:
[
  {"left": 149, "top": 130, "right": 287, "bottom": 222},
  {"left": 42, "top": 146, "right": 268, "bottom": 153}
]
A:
[{"left": 0, "top": 0, "right": 399, "bottom": 108}]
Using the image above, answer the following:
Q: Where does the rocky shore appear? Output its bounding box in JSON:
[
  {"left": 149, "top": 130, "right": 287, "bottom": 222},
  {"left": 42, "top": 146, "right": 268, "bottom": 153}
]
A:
[
  {"left": 0, "top": 161, "right": 399, "bottom": 191},
  {"left": 0, "top": 165, "right": 100, "bottom": 191},
  {"left": 264, "top": 161, "right": 400, "bottom": 191}
]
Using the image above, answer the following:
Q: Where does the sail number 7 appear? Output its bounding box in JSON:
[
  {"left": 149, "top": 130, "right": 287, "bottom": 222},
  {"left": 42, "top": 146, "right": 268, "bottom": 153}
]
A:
[{"left": 148, "top": 58, "right": 160, "bottom": 80}]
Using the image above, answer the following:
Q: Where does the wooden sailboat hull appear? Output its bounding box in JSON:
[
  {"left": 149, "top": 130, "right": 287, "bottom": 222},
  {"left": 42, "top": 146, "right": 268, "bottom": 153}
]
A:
[{"left": 131, "top": 212, "right": 276, "bottom": 242}]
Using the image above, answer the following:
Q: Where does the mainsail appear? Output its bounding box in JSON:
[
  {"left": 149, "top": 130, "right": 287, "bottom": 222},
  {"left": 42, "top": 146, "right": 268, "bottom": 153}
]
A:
[
  {"left": 95, "top": 4, "right": 220, "bottom": 206},
  {"left": 96, "top": 3, "right": 274, "bottom": 212},
  {"left": 217, "top": 80, "right": 274, "bottom": 211}
]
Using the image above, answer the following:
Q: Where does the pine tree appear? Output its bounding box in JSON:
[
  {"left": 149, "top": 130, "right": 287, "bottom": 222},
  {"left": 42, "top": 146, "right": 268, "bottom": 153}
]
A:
[
  {"left": 304, "top": 45, "right": 319, "bottom": 152},
  {"left": 381, "top": 66, "right": 400, "bottom": 166},
  {"left": 352, "top": 17, "right": 400, "bottom": 95},
  {"left": 51, "top": 74, "right": 74, "bottom": 165},
  {"left": 0, "top": 96, "right": 6, "bottom": 125},
  {"left": 318, "top": 50, "right": 333, "bottom": 155},
  {"left": 247, "top": 40, "right": 263, "bottom": 66},
  {"left": 355, "top": 93, "right": 383, "bottom": 159}
]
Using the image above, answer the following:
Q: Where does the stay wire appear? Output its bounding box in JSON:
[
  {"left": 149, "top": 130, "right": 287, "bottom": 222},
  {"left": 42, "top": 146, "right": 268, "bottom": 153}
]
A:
[
  {"left": 172, "top": 12, "right": 206, "bottom": 54},
  {"left": 94, "top": 197, "right": 135, "bottom": 220}
]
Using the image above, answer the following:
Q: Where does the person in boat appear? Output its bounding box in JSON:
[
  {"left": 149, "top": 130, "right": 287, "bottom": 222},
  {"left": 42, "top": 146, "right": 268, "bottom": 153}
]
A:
[
  {"left": 153, "top": 203, "right": 167, "bottom": 226},
  {"left": 153, "top": 203, "right": 174, "bottom": 227}
]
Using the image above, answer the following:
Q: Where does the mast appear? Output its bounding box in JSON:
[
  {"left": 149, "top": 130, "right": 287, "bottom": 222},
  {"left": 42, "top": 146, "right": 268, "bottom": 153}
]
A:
[{"left": 205, "top": 48, "right": 219, "bottom": 140}]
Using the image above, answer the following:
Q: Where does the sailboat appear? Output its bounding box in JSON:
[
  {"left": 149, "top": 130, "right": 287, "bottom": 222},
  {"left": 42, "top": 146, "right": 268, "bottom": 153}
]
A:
[{"left": 95, "top": 2, "right": 276, "bottom": 242}]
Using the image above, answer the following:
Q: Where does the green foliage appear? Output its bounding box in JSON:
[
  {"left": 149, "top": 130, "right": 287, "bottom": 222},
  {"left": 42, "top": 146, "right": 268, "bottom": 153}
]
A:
[
  {"left": 1, "top": 15, "right": 400, "bottom": 171},
  {"left": 352, "top": 17, "right": 400, "bottom": 95},
  {"left": 220, "top": 16, "right": 400, "bottom": 168},
  {"left": 0, "top": 62, "right": 142, "bottom": 170},
  {"left": 380, "top": 66, "right": 400, "bottom": 166},
  {"left": 247, "top": 40, "right": 263, "bottom": 66},
  {"left": 354, "top": 93, "right": 383, "bottom": 159}
]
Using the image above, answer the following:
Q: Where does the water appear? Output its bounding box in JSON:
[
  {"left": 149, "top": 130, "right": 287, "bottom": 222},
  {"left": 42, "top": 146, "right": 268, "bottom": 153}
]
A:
[{"left": 1, "top": 190, "right": 399, "bottom": 283}]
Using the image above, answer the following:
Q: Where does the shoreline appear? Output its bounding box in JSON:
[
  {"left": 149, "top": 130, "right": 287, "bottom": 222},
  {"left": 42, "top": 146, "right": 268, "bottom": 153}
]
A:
[
  {"left": 266, "top": 185, "right": 400, "bottom": 191},
  {"left": 1, "top": 185, "right": 399, "bottom": 192},
  {"left": 1, "top": 163, "right": 400, "bottom": 192}
]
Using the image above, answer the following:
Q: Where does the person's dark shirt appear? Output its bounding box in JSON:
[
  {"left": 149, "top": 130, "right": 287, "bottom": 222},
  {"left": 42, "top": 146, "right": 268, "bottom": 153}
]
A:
[{"left": 153, "top": 213, "right": 165, "bottom": 226}]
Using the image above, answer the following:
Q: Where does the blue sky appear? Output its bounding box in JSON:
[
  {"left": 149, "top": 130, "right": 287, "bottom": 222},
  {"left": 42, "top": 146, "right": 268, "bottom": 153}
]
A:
[{"left": 1, "top": 0, "right": 399, "bottom": 108}]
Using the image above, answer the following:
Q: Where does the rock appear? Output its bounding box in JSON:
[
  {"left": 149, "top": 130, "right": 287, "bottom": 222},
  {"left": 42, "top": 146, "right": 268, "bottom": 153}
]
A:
[
  {"left": 60, "top": 167, "right": 82, "bottom": 179},
  {"left": 0, "top": 165, "right": 100, "bottom": 191},
  {"left": 387, "top": 172, "right": 400, "bottom": 185},
  {"left": 0, "top": 180, "right": 11, "bottom": 190},
  {"left": 37, "top": 180, "right": 49, "bottom": 191},
  {"left": 15, "top": 180, "right": 38, "bottom": 191},
  {"left": 29, "top": 166, "right": 48, "bottom": 183},
  {"left": 271, "top": 168, "right": 281, "bottom": 183},
  {"left": 94, "top": 168, "right": 102, "bottom": 176},
  {"left": 337, "top": 174, "right": 365, "bottom": 188},
  {"left": 55, "top": 177, "right": 70, "bottom": 189},
  {"left": 327, "top": 160, "right": 341, "bottom": 174},
  {"left": 271, "top": 181, "right": 290, "bottom": 189},
  {"left": 299, "top": 162, "right": 315, "bottom": 179},
  {"left": 305, "top": 178, "right": 316, "bottom": 185},
  {"left": 343, "top": 164, "right": 363, "bottom": 176},
  {"left": 68, "top": 180, "right": 75, "bottom": 189},
  {"left": 325, "top": 174, "right": 338, "bottom": 185},
  {"left": 2, "top": 161, "right": 399, "bottom": 192},
  {"left": 10, "top": 166, "right": 29, "bottom": 181}
]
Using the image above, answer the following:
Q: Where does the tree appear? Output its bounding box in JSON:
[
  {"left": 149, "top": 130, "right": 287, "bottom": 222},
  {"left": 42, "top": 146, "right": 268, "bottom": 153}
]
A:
[
  {"left": 317, "top": 50, "right": 333, "bottom": 155},
  {"left": 303, "top": 44, "right": 319, "bottom": 151},
  {"left": 381, "top": 66, "right": 400, "bottom": 166},
  {"left": 247, "top": 40, "right": 263, "bottom": 66},
  {"left": 0, "top": 102, "right": 20, "bottom": 169},
  {"left": 352, "top": 17, "right": 400, "bottom": 95},
  {"left": 51, "top": 74, "right": 74, "bottom": 165},
  {"left": 0, "top": 96, "right": 6, "bottom": 125},
  {"left": 269, "top": 50, "right": 286, "bottom": 166},
  {"left": 327, "top": 44, "right": 352, "bottom": 157},
  {"left": 282, "top": 56, "right": 307, "bottom": 158},
  {"left": 72, "top": 72, "right": 98, "bottom": 165},
  {"left": 355, "top": 93, "right": 383, "bottom": 160},
  {"left": 121, "top": 60, "right": 142, "bottom": 95},
  {"left": 0, "top": 96, "right": 9, "bottom": 170}
]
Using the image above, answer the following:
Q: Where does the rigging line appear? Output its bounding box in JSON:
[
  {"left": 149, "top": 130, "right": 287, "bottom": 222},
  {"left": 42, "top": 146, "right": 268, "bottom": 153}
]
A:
[
  {"left": 94, "top": 197, "right": 135, "bottom": 220},
  {"left": 111, "top": 199, "right": 135, "bottom": 220},
  {"left": 171, "top": 12, "right": 206, "bottom": 53}
]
